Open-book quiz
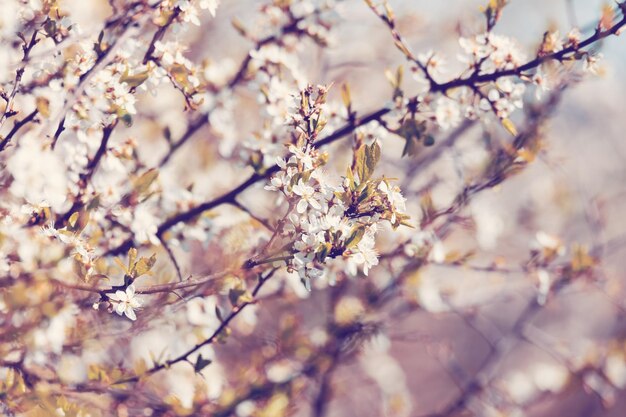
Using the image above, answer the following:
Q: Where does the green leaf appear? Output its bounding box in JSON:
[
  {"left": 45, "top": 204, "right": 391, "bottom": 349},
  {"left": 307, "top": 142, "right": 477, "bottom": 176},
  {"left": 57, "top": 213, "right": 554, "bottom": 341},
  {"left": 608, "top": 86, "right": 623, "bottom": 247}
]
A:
[
  {"left": 133, "top": 169, "right": 159, "bottom": 197},
  {"left": 345, "top": 166, "right": 357, "bottom": 191},
  {"left": 120, "top": 113, "right": 133, "bottom": 127},
  {"left": 36, "top": 97, "right": 50, "bottom": 117},
  {"left": 385, "top": 65, "right": 404, "bottom": 89},
  {"left": 289, "top": 172, "right": 303, "bottom": 188},
  {"left": 68, "top": 212, "right": 79, "bottom": 228},
  {"left": 127, "top": 248, "right": 138, "bottom": 272},
  {"left": 215, "top": 305, "right": 224, "bottom": 322},
  {"left": 313, "top": 117, "right": 327, "bottom": 135},
  {"left": 341, "top": 83, "right": 351, "bottom": 108},
  {"left": 396, "top": 64, "right": 404, "bottom": 86},
  {"left": 120, "top": 69, "right": 150, "bottom": 89},
  {"left": 315, "top": 242, "right": 332, "bottom": 262},
  {"left": 228, "top": 287, "right": 252, "bottom": 307},
  {"left": 398, "top": 119, "right": 427, "bottom": 157},
  {"left": 301, "top": 276, "right": 312, "bottom": 292},
  {"left": 335, "top": 190, "right": 352, "bottom": 207},
  {"left": 357, "top": 185, "right": 372, "bottom": 204},
  {"left": 194, "top": 355, "right": 212, "bottom": 373},
  {"left": 114, "top": 257, "right": 129, "bottom": 274},
  {"left": 345, "top": 226, "right": 366, "bottom": 250},
  {"left": 67, "top": 210, "right": 90, "bottom": 233},
  {"left": 86, "top": 195, "right": 101, "bottom": 211},
  {"left": 163, "top": 126, "right": 172, "bottom": 144},
  {"left": 502, "top": 118, "right": 518, "bottom": 137},
  {"left": 43, "top": 19, "right": 57, "bottom": 37},
  {"left": 133, "top": 254, "right": 157, "bottom": 277},
  {"left": 355, "top": 142, "right": 381, "bottom": 184},
  {"left": 250, "top": 151, "right": 264, "bottom": 173}
]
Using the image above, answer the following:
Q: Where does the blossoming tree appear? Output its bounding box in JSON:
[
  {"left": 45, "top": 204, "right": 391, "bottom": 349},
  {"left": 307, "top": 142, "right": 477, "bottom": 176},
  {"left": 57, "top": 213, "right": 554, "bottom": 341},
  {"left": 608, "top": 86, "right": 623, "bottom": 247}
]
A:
[{"left": 1, "top": 0, "right": 626, "bottom": 416}]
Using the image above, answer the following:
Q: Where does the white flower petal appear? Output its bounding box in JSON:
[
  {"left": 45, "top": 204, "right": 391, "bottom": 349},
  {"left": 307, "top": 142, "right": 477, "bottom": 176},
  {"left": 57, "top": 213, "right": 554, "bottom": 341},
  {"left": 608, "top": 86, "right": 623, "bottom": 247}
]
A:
[
  {"left": 125, "top": 308, "right": 137, "bottom": 321},
  {"left": 115, "top": 303, "right": 126, "bottom": 315},
  {"left": 126, "top": 285, "right": 136, "bottom": 298},
  {"left": 108, "top": 290, "right": 125, "bottom": 302}
]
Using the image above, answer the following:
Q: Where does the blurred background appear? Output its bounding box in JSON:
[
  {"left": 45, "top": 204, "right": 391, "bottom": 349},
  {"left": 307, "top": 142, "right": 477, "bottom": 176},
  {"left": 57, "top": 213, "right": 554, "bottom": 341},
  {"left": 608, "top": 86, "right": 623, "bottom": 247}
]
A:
[
  {"left": 194, "top": 2, "right": 626, "bottom": 416},
  {"left": 34, "top": 0, "right": 626, "bottom": 415}
]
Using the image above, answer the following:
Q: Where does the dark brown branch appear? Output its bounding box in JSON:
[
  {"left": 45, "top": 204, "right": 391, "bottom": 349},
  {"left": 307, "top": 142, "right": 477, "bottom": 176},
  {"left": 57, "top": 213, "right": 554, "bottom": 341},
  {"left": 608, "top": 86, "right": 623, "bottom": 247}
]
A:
[
  {"left": 158, "top": 234, "right": 183, "bottom": 282},
  {"left": 0, "top": 30, "right": 39, "bottom": 132},
  {"left": 158, "top": 112, "right": 208, "bottom": 167},
  {"left": 368, "top": 0, "right": 626, "bottom": 94},
  {"left": 432, "top": 7, "right": 626, "bottom": 93},
  {"left": 105, "top": 106, "right": 391, "bottom": 256},
  {"left": 52, "top": 268, "right": 232, "bottom": 295},
  {"left": 50, "top": 7, "right": 146, "bottom": 149},
  {"left": 156, "top": 16, "right": 306, "bottom": 168},
  {"left": 113, "top": 268, "right": 278, "bottom": 384},
  {"left": 143, "top": 8, "right": 181, "bottom": 64},
  {"left": 104, "top": 10, "right": 626, "bottom": 257},
  {"left": 56, "top": 122, "right": 118, "bottom": 226},
  {"left": 0, "top": 109, "right": 38, "bottom": 152}
]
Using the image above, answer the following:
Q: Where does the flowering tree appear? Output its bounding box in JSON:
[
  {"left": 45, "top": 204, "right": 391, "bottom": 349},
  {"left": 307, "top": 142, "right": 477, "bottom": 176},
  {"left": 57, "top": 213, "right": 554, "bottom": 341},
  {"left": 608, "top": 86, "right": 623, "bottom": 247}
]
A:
[{"left": 1, "top": 0, "right": 626, "bottom": 416}]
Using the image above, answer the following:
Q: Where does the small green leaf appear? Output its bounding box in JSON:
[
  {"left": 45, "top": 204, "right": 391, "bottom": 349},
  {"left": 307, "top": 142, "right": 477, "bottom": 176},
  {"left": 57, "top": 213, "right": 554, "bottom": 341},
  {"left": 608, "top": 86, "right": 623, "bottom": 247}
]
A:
[
  {"left": 120, "top": 113, "right": 133, "bottom": 127},
  {"left": 341, "top": 83, "right": 351, "bottom": 108},
  {"left": 345, "top": 166, "right": 357, "bottom": 191},
  {"left": 120, "top": 69, "right": 150, "bottom": 88},
  {"left": 163, "top": 126, "right": 172, "bottom": 144},
  {"left": 114, "top": 257, "right": 129, "bottom": 274},
  {"left": 231, "top": 18, "right": 248, "bottom": 37},
  {"left": 228, "top": 287, "right": 252, "bottom": 307},
  {"left": 345, "top": 226, "right": 366, "bottom": 250},
  {"left": 127, "top": 248, "right": 138, "bottom": 272},
  {"left": 43, "top": 19, "right": 57, "bottom": 37},
  {"left": 133, "top": 169, "right": 159, "bottom": 196},
  {"left": 86, "top": 195, "right": 101, "bottom": 210},
  {"left": 396, "top": 64, "right": 404, "bottom": 86},
  {"left": 313, "top": 117, "right": 327, "bottom": 134},
  {"left": 194, "top": 355, "right": 212, "bottom": 373},
  {"left": 68, "top": 212, "right": 80, "bottom": 228},
  {"left": 215, "top": 305, "right": 224, "bottom": 322},
  {"left": 133, "top": 254, "right": 157, "bottom": 277},
  {"left": 357, "top": 185, "right": 372, "bottom": 204},
  {"left": 355, "top": 142, "right": 381, "bottom": 184},
  {"left": 67, "top": 210, "right": 90, "bottom": 233},
  {"left": 36, "top": 97, "right": 50, "bottom": 117},
  {"left": 398, "top": 119, "right": 427, "bottom": 157},
  {"left": 301, "top": 276, "right": 312, "bottom": 292},
  {"left": 315, "top": 242, "right": 332, "bottom": 262},
  {"left": 289, "top": 172, "right": 302, "bottom": 188},
  {"left": 502, "top": 118, "right": 518, "bottom": 137}
]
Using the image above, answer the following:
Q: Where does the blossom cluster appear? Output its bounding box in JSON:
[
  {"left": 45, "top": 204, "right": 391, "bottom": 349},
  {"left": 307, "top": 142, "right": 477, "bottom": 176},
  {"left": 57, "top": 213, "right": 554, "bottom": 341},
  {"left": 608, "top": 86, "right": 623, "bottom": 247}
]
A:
[
  {"left": 402, "top": 21, "right": 606, "bottom": 137},
  {"left": 0, "top": 0, "right": 624, "bottom": 416},
  {"left": 262, "top": 85, "right": 409, "bottom": 289}
]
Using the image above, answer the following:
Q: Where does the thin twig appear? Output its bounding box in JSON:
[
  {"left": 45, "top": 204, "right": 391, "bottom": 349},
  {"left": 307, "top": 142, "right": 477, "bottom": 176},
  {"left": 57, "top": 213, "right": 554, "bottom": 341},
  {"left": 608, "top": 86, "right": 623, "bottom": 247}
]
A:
[{"left": 113, "top": 268, "right": 278, "bottom": 384}]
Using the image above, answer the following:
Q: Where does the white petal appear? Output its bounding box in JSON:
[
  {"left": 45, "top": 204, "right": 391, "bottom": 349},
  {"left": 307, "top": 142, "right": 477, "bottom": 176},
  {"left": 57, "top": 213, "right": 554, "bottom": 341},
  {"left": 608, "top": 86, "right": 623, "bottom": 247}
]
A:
[
  {"left": 126, "top": 285, "right": 136, "bottom": 298},
  {"left": 108, "top": 290, "right": 125, "bottom": 302},
  {"left": 309, "top": 198, "right": 321, "bottom": 210},
  {"left": 115, "top": 303, "right": 126, "bottom": 315},
  {"left": 125, "top": 308, "right": 137, "bottom": 321}
]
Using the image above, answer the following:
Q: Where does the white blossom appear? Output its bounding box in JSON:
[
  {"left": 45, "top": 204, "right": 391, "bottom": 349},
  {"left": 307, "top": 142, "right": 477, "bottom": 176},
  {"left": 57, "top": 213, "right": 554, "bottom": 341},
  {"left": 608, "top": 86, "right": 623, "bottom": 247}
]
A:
[
  {"left": 7, "top": 135, "right": 69, "bottom": 212},
  {"left": 292, "top": 179, "right": 322, "bottom": 213},
  {"left": 199, "top": 0, "right": 220, "bottom": 17},
  {"left": 435, "top": 97, "right": 461, "bottom": 131},
  {"left": 108, "top": 285, "right": 142, "bottom": 321}
]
